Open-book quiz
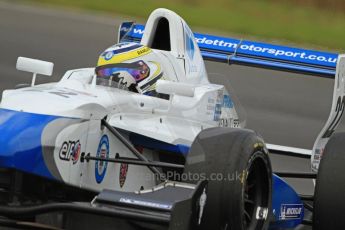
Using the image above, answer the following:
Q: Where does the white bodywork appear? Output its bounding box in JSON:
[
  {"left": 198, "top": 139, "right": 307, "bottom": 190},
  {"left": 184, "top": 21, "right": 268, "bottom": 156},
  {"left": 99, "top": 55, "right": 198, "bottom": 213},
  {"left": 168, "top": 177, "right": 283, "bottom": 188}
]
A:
[
  {"left": 0, "top": 9, "right": 241, "bottom": 192},
  {"left": 141, "top": 9, "right": 208, "bottom": 85}
]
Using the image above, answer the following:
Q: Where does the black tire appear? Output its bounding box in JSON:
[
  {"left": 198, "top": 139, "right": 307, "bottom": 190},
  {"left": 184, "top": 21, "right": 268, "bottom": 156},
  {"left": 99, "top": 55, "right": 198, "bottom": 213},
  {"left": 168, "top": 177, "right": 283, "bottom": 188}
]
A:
[
  {"left": 184, "top": 127, "right": 272, "bottom": 230},
  {"left": 313, "top": 132, "right": 345, "bottom": 230}
]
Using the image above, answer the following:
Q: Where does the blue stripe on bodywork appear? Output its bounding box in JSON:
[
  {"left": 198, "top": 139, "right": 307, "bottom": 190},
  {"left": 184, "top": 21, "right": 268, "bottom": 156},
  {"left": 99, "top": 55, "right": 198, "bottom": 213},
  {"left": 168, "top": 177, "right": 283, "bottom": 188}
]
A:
[{"left": 0, "top": 109, "right": 60, "bottom": 179}]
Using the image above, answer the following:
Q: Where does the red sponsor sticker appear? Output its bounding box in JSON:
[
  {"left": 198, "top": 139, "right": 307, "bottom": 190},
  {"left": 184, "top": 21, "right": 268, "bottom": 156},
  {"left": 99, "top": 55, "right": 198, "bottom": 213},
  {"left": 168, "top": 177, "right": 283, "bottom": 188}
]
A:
[{"left": 119, "top": 164, "right": 129, "bottom": 188}]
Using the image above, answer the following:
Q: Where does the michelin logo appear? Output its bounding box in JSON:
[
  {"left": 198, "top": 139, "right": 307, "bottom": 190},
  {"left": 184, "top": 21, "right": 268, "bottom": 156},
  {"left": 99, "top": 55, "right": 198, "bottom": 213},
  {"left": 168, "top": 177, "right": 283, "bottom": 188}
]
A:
[{"left": 279, "top": 204, "right": 303, "bottom": 220}]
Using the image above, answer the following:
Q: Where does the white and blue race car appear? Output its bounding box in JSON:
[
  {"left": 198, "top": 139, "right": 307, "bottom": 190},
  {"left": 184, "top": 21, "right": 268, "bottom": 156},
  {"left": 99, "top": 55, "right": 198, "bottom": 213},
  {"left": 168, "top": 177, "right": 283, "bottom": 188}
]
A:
[{"left": 0, "top": 8, "right": 344, "bottom": 230}]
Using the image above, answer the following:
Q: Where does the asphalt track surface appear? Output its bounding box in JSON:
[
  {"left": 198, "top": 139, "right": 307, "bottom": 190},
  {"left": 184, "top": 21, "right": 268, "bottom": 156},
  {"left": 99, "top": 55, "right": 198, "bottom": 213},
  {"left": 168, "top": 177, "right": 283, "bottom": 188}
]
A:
[{"left": 0, "top": 2, "right": 340, "bottom": 229}]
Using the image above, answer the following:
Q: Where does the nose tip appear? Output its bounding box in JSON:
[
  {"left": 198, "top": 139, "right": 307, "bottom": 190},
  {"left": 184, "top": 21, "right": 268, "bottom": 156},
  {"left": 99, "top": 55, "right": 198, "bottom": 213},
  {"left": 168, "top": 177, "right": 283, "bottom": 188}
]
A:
[
  {"left": 0, "top": 109, "right": 40, "bottom": 165},
  {"left": 0, "top": 109, "right": 55, "bottom": 176}
]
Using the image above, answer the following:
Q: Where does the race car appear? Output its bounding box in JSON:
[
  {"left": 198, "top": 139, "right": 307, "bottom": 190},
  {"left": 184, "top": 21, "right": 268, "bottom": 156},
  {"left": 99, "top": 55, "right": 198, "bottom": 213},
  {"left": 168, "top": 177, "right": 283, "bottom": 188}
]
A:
[{"left": 0, "top": 7, "right": 344, "bottom": 230}]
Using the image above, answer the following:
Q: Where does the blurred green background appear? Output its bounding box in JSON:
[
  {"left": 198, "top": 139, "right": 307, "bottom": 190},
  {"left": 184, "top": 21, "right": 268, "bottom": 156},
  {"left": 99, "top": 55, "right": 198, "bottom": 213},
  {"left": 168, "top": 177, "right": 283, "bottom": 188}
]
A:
[{"left": 16, "top": 0, "right": 345, "bottom": 52}]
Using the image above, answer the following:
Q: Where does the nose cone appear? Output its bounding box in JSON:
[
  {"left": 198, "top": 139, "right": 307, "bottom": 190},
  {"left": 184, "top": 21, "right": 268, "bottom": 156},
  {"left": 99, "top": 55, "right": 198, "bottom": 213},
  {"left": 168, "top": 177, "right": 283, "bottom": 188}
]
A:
[{"left": 0, "top": 109, "right": 57, "bottom": 179}]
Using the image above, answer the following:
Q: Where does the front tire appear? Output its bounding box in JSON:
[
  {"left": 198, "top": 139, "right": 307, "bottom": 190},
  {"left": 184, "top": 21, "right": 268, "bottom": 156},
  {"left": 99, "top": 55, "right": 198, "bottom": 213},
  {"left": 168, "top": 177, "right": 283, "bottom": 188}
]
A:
[{"left": 184, "top": 128, "right": 272, "bottom": 230}]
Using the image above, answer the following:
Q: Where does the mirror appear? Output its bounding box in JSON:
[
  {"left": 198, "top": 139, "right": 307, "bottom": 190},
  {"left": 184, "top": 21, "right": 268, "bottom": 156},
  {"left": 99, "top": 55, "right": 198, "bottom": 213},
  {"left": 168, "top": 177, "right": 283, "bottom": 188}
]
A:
[{"left": 16, "top": 57, "right": 54, "bottom": 86}]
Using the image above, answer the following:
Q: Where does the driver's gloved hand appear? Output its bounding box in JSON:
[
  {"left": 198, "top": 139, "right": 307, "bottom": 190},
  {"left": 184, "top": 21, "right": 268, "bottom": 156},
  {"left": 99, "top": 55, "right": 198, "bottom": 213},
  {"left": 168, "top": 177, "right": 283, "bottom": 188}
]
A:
[{"left": 111, "top": 71, "right": 137, "bottom": 91}]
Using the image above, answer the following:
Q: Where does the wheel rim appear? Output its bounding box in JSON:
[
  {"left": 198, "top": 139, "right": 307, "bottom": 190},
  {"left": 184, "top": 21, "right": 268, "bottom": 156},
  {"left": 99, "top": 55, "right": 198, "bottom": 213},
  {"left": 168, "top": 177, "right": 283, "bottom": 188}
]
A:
[{"left": 243, "top": 151, "right": 270, "bottom": 230}]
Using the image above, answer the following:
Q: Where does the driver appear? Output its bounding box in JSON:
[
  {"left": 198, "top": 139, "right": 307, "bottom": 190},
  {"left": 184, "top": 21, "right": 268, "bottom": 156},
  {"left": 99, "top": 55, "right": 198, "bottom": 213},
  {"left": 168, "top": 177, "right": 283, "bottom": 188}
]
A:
[{"left": 95, "top": 43, "right": 164, "bottom": 96}]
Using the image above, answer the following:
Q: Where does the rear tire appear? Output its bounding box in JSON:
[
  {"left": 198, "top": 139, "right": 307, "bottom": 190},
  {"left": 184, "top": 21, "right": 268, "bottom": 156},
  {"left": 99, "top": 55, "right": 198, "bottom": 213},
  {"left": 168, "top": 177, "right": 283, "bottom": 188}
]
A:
[
  {"left": 184, "top": 128, "right": 272, "bottom": 230},
  {"left": 313, "top": 132, "right": 345, "bottom": 230}
]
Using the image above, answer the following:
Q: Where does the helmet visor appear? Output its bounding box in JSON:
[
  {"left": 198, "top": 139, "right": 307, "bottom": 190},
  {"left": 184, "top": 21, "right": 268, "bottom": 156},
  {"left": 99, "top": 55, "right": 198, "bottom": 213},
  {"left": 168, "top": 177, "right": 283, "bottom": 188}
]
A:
[{"left": 96, "top": 61, "right": 150, "bottom": 82}]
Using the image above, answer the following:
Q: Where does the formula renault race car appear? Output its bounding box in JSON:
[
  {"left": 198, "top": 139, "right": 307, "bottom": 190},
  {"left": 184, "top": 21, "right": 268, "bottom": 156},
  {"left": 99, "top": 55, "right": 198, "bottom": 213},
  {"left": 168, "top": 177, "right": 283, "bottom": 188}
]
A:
[{"left": 0, "top": 8, "right": 344, "bottom": 230}]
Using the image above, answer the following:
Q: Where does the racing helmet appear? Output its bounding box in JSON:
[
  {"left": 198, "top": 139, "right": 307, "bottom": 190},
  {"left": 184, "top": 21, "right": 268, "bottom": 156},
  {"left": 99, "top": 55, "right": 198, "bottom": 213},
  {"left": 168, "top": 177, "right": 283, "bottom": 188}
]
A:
[{"left": 95, "top": 42, "right": 164, "bottom": 96}]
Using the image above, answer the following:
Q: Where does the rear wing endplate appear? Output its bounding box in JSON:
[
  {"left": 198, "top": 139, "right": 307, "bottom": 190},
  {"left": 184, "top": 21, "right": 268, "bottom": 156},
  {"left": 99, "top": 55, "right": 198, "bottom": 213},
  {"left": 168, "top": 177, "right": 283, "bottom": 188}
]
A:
[
  {"left": 260, "top": 56, "right": 345, "bottom": 172},
  {"left": 311, "top": 55, "right": 345, "bottom": 171},
  {"left": 118, "top": 23, "right": 338, "bottom": 77}
]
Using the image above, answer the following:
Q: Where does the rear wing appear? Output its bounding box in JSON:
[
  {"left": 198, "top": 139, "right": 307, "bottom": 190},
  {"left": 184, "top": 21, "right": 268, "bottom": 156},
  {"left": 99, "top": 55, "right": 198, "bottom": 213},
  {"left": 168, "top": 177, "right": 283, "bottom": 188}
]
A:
[{"left": 118, "top": 23, "right": 338, "bottom": 77}]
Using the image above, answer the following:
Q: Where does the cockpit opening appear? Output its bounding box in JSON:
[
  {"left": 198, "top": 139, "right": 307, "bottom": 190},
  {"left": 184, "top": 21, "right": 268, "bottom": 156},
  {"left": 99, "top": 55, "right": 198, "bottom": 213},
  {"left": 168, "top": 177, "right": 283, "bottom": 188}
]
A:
[{"left": 149, "top": 17, "right": 171, "bottom": 51}]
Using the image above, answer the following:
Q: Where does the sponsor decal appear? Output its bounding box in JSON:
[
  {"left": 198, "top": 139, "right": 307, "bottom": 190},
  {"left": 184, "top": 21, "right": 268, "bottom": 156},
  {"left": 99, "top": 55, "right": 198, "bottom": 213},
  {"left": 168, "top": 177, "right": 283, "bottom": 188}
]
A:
[
  {"left": 312, "top": 148, "right": 324, "bottom": 171},
  {"left": 195, "top": 37, "right": 337, "bottom": 65},
  {"left": 321, "top": 96, "right": 345, "bottom": 139},
  {"left": 104, "top": 51, "right": 114, "bottom": 61},
  {"left": 133, "top": 28, "right": 144, "bottom": 35},
  {"left": 223, "top": 95, "right": 233, "bottom": 108},
  {"left": 25, "top": 88, "right": 96, "bottom": 98},
  {"left": 119, "top": 163, "right": 128, "bottom": 188},
  {"left": 98, "top": 46, "right": 151, "bottom": 66},
  {"left": 213, "top": 92, "right": 234, "bottom": 122},
  {"left": 104, "top": 43, "right": 142, "bottom": 56},
  {"left": 184, "top": 25, "right": 195, "bottom": 60},
  {"left": 120, "top": 26, "right": 129, "bottom": 33},
  {"left": 119, "top": 22, "right": 134, "bottom": 40},
  {"left": 95, "top": 135, "right": 110, "bottom": 184},
  {"left": 256, "top": 206, "right": 269, "bottom": 220},
  {"left": 213, "top": 91, "right": 223, "bottom": 121},
  {"left": 206, "top": 93, "right": 218, "bottom": 118},
  {"left": 197, "top": 188, "right": 207, "bottom": 225},
  {"left": 313, "top": 148, "right": 324, "bottom": 161},
  {"left": 187, "top": 36, "right": 195, "bottom": 60},
  {"left": 279, "top": 204, "right": 303, "bottom": 220},
  {"left": 119, "top": 198, "right": 172, "bottom": 210},
  {"left": 59, "top": 140, "right": 81, "bottom": 164},
  {"left": 213, "top": 104, "right": 222, "bottom": 121},
  {"left": 136, "top": 47, "right": 151, "bottom": 56}
]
